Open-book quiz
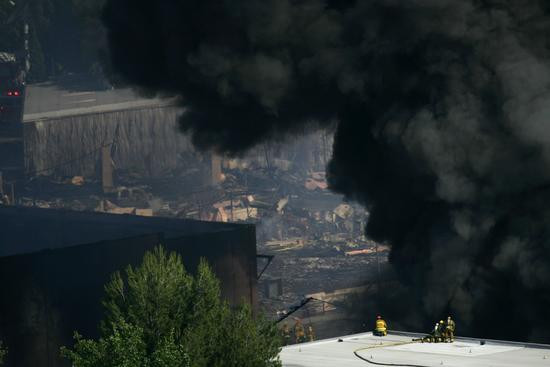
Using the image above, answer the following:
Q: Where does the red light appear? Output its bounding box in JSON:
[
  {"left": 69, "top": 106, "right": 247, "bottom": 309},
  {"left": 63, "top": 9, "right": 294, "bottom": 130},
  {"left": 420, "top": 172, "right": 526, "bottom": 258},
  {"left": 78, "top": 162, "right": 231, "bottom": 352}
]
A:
[
  {"left": 7, "top": 91, "right": 12, "bottom": 96},
  {"left": 14, "top": 91, "right": 19, "bottom": 96}
]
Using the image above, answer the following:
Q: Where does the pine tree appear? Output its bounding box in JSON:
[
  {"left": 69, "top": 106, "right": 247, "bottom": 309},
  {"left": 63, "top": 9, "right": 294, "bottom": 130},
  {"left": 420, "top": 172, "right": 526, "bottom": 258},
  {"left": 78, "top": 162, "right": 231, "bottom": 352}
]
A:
[
  {"left": 61, "top": 246, "right": 282, "bottom": 367},
  {"left": 0, "top": 342, "right": 6, "bottom": 366}
]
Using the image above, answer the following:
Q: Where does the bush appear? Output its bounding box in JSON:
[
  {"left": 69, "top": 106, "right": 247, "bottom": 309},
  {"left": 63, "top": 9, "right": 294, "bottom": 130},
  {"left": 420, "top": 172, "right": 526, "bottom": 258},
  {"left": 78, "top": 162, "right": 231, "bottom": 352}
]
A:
[
  {"left": 0, "top": 342, "right": 6, "bottom": 366},
  {"left": 61, "top": 246, "right": 281, "bottom": 367}
]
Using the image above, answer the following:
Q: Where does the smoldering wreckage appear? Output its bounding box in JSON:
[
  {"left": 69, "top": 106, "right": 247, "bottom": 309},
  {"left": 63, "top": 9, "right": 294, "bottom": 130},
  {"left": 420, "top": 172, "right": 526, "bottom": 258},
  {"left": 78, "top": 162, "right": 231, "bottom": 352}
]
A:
[
  {"left": 101, "top": 0, "right": 550, "bottom": 343},
  {"left": 0, "top": 131, "right": 390, "bottom": 340},
  {"left": 2, "top": 0, "right": 550, "bottom": 348}
]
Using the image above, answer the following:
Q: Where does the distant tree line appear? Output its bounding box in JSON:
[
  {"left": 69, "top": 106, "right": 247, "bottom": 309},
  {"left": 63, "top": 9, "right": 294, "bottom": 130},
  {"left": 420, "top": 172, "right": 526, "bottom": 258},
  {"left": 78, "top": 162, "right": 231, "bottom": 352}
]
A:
[{"left": 0, "top": 0, "right": 107, "bottom": 82}]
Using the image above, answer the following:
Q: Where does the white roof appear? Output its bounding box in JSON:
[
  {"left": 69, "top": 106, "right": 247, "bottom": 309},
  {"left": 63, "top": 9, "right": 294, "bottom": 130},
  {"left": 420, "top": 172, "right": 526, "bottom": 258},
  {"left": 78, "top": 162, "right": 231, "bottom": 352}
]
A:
[
  {"left": 23, "top": 84, "right": 177, "bottom": 122},
  {"left": 280, "top": 331, "right": 550, "bottom": 367}
]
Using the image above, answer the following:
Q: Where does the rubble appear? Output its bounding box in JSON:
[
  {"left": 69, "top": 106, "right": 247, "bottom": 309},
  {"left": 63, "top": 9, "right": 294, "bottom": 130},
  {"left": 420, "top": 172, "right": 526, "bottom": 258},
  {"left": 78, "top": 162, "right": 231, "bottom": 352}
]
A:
[
  {"left": 304, "top": 171, "right": 328, "bottom": 190},
  {"left": 94, "top": 199, "right": 153, "bottom": 216},
  {"left": 12, "top": 130, "right": 388, "bottom": 335},
  {"left": 276, "top": 196, "right": 289, "bottom": 213},
  {"left": 344, "top": 245, "right": 391, "bottom": 256},
  {"left": 306, "top": 285, "right": 373, "bottom": 313},
  {"left": 333, "top": 203, "right": 353, "bottom": 219},
  {"left": 70, "top": 176, "right": 85, "bottom": 186}
]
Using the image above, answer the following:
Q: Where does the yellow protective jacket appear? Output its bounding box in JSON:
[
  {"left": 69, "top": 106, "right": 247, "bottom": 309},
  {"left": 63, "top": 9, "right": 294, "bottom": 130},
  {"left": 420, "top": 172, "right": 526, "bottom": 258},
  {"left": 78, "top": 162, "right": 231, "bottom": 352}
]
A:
[
  {"left": 295, "top": 325, "right": 305, "bottom": 338},
  {"left": 446, "top": 320, "right": 456, "bottom": 332},
  {"left": 375, "top": 319, "right": 387, "bottom": 332}
]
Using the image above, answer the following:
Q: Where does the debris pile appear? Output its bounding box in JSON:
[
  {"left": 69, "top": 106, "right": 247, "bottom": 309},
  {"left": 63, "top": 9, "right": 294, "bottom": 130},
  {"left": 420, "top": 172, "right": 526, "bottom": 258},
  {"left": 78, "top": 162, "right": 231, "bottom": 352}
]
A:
[{"left": 6, "top": 130, "right": 389, "bottom": 335}]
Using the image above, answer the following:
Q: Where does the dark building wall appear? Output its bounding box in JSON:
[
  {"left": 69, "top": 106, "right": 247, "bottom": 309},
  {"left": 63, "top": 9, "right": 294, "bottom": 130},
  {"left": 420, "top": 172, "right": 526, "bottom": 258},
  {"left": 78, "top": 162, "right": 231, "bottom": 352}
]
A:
[
  {"left": 0, "top": 123, "right": 24, "bottom": 179},
  {"left": 0, "top": 233, "right": 163, "bottom": 367},
  {"left": 165, "top": 227, "right": 258, "bottom": 308},
  {"left": 0, "top": 205, "right": 241, "bottom": 257},
  {"left": 0, "top": 207, "right": 258, "bottom": 367}
]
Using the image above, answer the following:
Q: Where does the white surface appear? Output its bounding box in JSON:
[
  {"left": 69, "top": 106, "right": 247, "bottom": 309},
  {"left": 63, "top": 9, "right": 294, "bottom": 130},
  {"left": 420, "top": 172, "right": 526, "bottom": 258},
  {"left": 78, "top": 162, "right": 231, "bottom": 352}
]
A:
[
  {"left": 386, "top": 341, "right": 523, "bottom": 357},
  {"left": 23, "top": 98, "right": 173, "bottom": 122},
  {"left": 280, "top": 332, "right": 550, "bottom": 367},
  {"left": 22, "top": 83, "right": 178, "bottom": 122}
]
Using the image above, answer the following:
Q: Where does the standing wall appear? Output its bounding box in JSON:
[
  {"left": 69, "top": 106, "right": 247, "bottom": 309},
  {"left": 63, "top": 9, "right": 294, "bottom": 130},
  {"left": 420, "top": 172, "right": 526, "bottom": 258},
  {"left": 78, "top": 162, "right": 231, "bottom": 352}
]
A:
[{"left": 23, "top": 104, "right": 192, "bottom": 177}]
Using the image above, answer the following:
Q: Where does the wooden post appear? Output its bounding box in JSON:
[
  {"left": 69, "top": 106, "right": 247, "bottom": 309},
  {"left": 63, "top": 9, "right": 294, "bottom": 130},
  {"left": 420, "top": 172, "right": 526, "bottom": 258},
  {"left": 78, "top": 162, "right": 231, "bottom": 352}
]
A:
[
  {"left": 246, "top": 190, "right": 250, "bottom": 219},
  {"left": 211, "top": 154, "right": 222, "bottom": 186},
  {"left": 322, "top": 131, "right": 328, "bottom": 167},
  {"left": 230, "top": 191, "right": 234, "bottom": 222},
  {"left": 9, "top": 182, "right": 14, "bottom": 205},
  {"left": 102, "top": 146, "right": 114, "bottom": 193},
  {"left": 263, "top": 143, "right": 271, "bottom": 171}
]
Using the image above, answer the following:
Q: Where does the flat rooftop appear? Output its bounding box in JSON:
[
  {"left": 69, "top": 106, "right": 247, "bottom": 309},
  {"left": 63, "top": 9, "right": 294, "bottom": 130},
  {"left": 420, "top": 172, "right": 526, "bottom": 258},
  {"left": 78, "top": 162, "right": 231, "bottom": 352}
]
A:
[
  {"left": 23, "top": 79, "right": 176, "bottom": 122},
  {"left": 0, "top": 206, "right": 247, "bottom": 257},
  {"left": 280, "top": 331, "right": 550, "bottom": 367}
]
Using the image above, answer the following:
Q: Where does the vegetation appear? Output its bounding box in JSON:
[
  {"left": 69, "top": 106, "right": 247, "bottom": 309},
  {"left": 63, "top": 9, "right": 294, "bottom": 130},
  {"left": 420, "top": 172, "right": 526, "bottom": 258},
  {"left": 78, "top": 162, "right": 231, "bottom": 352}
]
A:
[
  {"left": 61, "top": 246, "right": 282, "bottom": 367},
  {"left": 0, "top": 342, "right": 6, "bottom": 366},
  {"left": 0, "top": 0, "right": 107, "bottom": 82}
]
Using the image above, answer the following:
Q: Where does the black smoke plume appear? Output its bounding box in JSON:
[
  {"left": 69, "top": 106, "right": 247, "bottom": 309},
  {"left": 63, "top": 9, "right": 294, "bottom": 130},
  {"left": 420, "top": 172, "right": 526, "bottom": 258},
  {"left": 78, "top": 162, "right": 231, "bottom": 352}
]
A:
[{"left": 103, "top": 0, "right": 550, "bottom": 342}]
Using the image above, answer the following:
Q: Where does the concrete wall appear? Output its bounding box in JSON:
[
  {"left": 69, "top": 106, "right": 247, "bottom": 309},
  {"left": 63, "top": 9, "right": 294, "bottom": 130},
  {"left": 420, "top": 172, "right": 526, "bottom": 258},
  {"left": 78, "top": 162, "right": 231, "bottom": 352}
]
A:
[
  {"left": 20, "top": 103, "right": 334, "bottom": 179},
  {"left": 23, "top": 104, "right": 192, "bottom": 177}
]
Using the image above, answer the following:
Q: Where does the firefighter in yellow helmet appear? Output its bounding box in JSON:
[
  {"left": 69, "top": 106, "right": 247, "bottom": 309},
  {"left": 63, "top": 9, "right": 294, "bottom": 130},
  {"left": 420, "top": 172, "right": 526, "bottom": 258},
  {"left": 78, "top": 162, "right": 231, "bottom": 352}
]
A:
[
  {"left": 307, "top": 325, "right": 316, "bottom": 342},
  {"left": 374, "top": 315, "right": 388, "bottom": 336},
  {"left": 281, "top": 323, "right": 291, "bottom": 346},
  {"left": 294, "top": 319, "right": 307, "bottom": 343},
  {"left": 436, "top": 320, "right": 446, "bottom": 342},
  {"left": 445, "top": 316, "right": 456, "bottom": 342}
]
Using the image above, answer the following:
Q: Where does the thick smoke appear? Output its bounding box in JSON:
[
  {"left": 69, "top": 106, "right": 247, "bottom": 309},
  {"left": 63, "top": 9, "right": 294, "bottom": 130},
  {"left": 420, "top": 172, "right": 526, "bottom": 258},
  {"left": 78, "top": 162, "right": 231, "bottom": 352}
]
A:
[{"left": 103, "top": 0, "right": 550, "bottom": 342}]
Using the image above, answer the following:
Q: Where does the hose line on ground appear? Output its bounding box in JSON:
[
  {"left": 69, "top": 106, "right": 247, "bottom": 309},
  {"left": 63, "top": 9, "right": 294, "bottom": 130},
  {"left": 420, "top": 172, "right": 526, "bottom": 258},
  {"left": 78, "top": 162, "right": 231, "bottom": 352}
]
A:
[{"left": 353, "top": 341, "right": 430, "bottom": 367}]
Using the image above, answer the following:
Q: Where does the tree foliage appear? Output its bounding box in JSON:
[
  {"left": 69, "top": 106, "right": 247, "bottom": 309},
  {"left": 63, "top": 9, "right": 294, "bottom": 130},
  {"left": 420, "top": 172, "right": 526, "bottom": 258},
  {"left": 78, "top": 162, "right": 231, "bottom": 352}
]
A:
[
  {"left": 0, "top": 0, "right": 108, "bottom": 81},
  {"left": 61, "top": 246, "right": 281, "bottom": 367},
  {"left": 0, "top": 341, "right": 6, "bottom": 366},
  {"left": 61, "top": 321, "right": 188, "bottom": 367}
]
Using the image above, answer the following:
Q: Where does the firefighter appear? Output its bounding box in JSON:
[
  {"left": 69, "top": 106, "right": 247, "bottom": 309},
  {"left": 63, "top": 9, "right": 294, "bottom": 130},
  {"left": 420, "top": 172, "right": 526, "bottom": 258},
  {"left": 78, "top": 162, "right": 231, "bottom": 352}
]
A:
[
  {"left": 445, "top": 316, "right": 456, "bottom": 342},
  {"left": 282, "top": 323, "right": 291, "bottom": 346},
  {"left": 294, "top": 320, "right": 307, "bottom": 343},
  {"left": 427, "top": 321, "right": 440, "bottom": 343},
  {"left": 430, "top": 322, "right": 439, "bottom": 342},
  {"left": 307, "top": 325, "right": 315, "bottom": 342},
  {"left": 436, "top": 320, "right": 446, "bottom": 342},
  {"left": 374, "top": 315, "right": 388, "bottom": 336}
]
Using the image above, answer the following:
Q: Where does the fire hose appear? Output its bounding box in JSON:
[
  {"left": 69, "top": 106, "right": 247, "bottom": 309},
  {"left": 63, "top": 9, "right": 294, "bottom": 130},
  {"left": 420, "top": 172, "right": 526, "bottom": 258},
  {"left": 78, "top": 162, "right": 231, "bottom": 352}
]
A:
[{"left": 353, "top": 340, "right": 431, "bottom": 367}]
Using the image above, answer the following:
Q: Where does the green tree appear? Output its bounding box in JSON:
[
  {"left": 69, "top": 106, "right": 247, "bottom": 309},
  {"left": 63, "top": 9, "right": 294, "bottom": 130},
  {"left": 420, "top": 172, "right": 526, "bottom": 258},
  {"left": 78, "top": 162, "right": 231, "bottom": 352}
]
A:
[
  {"left": 0, "top": 1, "right": 22, "bottom": 53},
  {"left": 61, "top": 246, "right": 282, "bottom": 367},
  {"left": 0, "top": 341, "right": 6, "bottom": 366},
  {"left": 0, "top": 0, "right": 109, "bottom": 81},
  {"left": 72, "top": 0, "right": 108, "bottom": 74}
]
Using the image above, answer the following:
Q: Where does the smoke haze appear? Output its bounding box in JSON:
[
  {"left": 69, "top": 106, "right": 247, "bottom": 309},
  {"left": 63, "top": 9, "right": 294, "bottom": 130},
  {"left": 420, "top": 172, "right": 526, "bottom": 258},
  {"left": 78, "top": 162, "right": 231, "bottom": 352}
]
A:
[{"left": 103, "top": 0, "right": 550, "bottom": 342}]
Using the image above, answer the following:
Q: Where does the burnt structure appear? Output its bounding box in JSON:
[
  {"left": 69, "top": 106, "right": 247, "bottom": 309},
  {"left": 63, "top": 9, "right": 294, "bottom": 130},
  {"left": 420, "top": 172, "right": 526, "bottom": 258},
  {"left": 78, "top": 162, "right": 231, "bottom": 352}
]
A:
[{"left": 0, "top": 206, "right": 257, "bottom": 367}]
